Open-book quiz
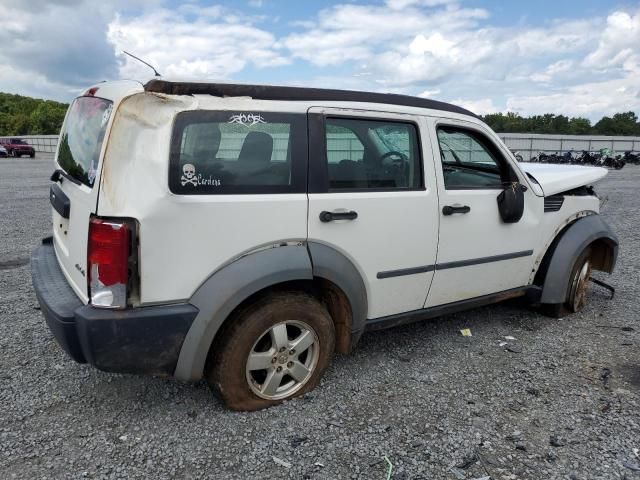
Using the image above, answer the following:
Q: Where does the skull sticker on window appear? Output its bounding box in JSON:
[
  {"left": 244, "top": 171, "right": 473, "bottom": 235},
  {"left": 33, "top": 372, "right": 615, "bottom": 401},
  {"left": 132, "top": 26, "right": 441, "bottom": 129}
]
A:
[
  {"left": 181, "top": 163, "right": 197, "bottom": 187},
  {"left": 179, "top": 163, "right": 221, "bottom": 188}
]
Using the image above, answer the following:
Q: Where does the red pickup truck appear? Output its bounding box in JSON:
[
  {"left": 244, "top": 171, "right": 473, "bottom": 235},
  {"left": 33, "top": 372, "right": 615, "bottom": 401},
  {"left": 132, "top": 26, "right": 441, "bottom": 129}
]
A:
[{"left": 0, "top": 138, "right": 35, "bottom": 158}]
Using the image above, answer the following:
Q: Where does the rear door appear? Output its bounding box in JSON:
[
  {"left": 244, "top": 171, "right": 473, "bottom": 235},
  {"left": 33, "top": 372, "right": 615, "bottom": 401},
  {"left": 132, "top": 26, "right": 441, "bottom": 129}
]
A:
[
  {"left": 307, "top": 107, "right": 439, "bottom": 319},
  {"left": 51, "top": 95, "right": 114, "bottom": 302}
]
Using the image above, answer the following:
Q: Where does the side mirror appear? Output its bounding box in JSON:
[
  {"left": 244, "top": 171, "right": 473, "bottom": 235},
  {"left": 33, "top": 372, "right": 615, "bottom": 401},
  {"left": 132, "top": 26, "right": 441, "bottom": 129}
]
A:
[{"left": 497, "top": 182, "right": 525, "bottom": 223}]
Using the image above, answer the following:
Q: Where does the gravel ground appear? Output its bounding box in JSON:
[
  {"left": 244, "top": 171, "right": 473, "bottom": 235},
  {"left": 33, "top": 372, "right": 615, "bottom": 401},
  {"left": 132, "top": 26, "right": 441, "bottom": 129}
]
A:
[{"left": 1, "top": 155, "right": 639, "bottom": 480}]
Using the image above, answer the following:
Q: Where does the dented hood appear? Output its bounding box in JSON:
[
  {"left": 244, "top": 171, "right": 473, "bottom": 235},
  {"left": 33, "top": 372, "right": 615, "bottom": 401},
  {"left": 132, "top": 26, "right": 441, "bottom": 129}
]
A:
[{"left": 519, "top": 163, "right": 608, "bottom": 196}]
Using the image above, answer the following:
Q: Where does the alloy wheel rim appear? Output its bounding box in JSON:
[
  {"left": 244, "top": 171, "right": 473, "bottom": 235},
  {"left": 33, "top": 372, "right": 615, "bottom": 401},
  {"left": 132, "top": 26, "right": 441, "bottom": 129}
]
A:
[
  {"left": 571, "top": 259, "right": 592, "bottom": 312},
  {"left": 245, "top": 320, "right": 319, "bottom": 401}
]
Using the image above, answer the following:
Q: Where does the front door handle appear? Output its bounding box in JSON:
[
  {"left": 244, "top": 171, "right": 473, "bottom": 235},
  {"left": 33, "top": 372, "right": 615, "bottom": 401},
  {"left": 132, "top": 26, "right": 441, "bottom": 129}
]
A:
[
  {"left": 442, "top": 204, "right": 471, "bottom": 216},
  {"left": 319, "top": 210, "right": 358, "bottom": 222}
]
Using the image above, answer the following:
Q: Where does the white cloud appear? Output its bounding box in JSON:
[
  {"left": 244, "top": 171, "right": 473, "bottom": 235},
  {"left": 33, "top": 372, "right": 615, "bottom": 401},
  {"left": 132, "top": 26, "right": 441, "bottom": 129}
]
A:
[
  {"left": 0, "top": 0, "right": 638, "bottom": 121},
  {"left": 0, "top": 1, "right": 120, "bottom": 94},
  {"left": 530, "top": 59, "right": 574, "bottom": 83},
  {"left": 283, "top": 2, "right": 488, "bottom": 67},
  {"left": 506, "top": 75, "right": 640, "bottom": 118},
  {"left": 584, "top": 10, "right": 640, "bottom": 70},
  {"left": 452, "top": 98, "right": 498, "bottom": 115},
  {"left": 418, "top": 88, "right": 441, "bottom": 98},
  {"left": 385, "top": 0, "right": 455, "bottom": 10},
  {"left": 283, "top": 3, "right": 640, "bottom": 119},
  {"left": 108, "top": 8, "right": 289, "bottom": 82}
]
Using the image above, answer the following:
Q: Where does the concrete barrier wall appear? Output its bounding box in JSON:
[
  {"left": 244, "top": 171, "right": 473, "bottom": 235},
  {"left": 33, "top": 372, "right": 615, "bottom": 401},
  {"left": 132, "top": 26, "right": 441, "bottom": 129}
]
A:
[
  {"left": 497, "top": 133, "right": 640, "bottom": 161},
  {"left": 3, "top": 133, "right": 640, "bottom": 160}
]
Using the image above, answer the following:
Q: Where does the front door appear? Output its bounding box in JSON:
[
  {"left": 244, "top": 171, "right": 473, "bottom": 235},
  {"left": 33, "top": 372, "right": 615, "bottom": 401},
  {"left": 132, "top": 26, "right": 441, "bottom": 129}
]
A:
[
  {"left": 425, "top": 117, "right": 542, "bottom": 307},
  {"left": 307, "top": 108, "right": 439, "bottom": 319}
]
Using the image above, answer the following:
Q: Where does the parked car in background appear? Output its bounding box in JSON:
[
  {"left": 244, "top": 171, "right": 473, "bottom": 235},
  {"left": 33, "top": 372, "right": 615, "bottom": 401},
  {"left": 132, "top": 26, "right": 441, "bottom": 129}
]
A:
[
  {"left": 0, "top": 138, "right": 35, "bottom": 158},
  {"left": 0, "top": 145, "right": 7, "bottom": 157}
]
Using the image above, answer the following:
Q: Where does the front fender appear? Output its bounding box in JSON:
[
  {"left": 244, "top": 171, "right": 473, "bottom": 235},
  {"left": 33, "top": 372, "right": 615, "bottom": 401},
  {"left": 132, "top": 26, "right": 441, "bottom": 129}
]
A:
[{"left": 540, "top": 215, "right": 618, "bottom": 304}]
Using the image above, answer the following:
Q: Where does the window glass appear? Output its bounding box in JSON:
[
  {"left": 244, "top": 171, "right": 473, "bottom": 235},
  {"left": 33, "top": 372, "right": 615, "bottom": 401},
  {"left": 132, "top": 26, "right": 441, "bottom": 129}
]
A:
[
  {"left": 325, "top": 118, "right": 422, "bottom": 190},
  {"left": 326, "top": 124, "right": 364, "bottom": 164},
  {"left": 57, "top": 96, "right": 113, "bottom": 187},
  {"left": 170, "top": 111, "right": 306, "bottom": 194},
  {"left": 437, "top": 128, "right": 503, "bottom": 189}
]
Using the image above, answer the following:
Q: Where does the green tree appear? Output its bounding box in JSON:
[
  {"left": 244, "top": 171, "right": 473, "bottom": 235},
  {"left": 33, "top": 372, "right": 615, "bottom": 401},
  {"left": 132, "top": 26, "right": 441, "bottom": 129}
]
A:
[
  {"left": 593, "top": 112, "right": 640, "bottom": 136},
  {"left": 481, "top": 111, "right": 639, "bottom": 135},
  {"left": 29, "top": 101, "right": 67, "bottom": 135},
  {"left": 9, "top": 114, "right": 30, "bottom": 135},
  {"left": 568, "top": 117, "right": 592, "bottom": 135},
  {"left": 0, "top": 92, "right": 68, "bottom": 135}
]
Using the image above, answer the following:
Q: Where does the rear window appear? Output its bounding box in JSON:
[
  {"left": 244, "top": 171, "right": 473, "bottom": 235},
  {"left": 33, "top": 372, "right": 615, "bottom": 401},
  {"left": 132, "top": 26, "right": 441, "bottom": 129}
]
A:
[
  {"left": 57, "top": 96, "right": 113, "bottom": 187},
  {"left": 169, "top": 111, "right": 307, "bottom": 194}
]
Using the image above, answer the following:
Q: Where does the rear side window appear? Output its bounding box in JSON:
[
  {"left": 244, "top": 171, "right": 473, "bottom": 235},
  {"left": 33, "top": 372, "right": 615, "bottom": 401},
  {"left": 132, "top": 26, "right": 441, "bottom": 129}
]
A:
[
  {"left": 324, "top": 117, "right": 422, "bottom": 191},
  {"left": 169, "top": 111, "right": 307, "bottom": 194},
  {"left": 57, "top": 97, "right": 113, "bottom": 187}
]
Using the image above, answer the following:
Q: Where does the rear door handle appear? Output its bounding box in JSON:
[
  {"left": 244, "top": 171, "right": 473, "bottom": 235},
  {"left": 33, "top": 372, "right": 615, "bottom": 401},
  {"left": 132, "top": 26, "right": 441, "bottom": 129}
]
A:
[
  {"left": 442, "top": 204, "right": 470, "bottom": 216},
  {"left": 319, "top": 210, "right": 358, "bottom": 222}
]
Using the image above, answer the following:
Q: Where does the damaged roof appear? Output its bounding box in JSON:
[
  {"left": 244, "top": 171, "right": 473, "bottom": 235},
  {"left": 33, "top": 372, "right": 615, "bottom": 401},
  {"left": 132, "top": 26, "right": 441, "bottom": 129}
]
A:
[{"left": 144, "top": 79, "right": 477, "bottom": 118}]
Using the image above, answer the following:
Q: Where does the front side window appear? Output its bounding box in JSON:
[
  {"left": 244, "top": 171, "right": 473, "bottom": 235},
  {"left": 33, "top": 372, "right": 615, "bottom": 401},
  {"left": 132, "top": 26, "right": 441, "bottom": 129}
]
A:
[
  {"left": 437, "top": 127, "right": 511, "bottom": 189},
  {"left": 169, "top": 111, "right": 306, "bottom": 194},
  {"left": 57, "top": 96, "right": 113, "bottom": 187},
  {"left": 325, "top": 117, "right": 422, "bottom": 190}
]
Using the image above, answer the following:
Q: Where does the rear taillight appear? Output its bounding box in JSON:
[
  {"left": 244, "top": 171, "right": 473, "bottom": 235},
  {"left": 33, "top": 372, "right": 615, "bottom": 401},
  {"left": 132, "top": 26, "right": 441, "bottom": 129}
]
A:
[{"left": 88, "top": 217, "right": 131, "bottom": 309}]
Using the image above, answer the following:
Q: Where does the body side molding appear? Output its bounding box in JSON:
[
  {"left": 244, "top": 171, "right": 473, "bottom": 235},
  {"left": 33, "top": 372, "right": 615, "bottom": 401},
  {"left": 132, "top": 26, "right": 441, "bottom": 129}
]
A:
[
  {"left": 174, "top": 244, "right": 313, "bottom": 381},
  {"left": 437, "top": 250, "right": 533, "bottom": 270},
  {"left": 539, "top": 215, "right": 618, "bottom": 304},
  {"left": 376, "top": 250, "right": 534, "bottom": 279}
]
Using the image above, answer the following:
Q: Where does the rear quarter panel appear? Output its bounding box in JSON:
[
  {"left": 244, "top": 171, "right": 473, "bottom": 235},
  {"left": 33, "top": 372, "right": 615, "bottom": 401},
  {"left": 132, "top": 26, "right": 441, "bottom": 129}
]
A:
[{"left": 97, "top": 93, "right": 309, "bottom": 305}]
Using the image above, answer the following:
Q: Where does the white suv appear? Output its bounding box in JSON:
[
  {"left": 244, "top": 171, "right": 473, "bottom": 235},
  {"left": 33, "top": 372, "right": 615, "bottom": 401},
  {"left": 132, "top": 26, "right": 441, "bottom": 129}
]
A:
[{"left": 31, "top": 80, "right": 618, "bottom": 410}]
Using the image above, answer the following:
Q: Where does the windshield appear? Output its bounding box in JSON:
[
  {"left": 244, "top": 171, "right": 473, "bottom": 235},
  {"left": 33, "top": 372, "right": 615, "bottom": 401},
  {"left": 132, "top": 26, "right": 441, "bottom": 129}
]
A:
[{"left": 57, "top": 96, "right": 113, "bottom": 187}]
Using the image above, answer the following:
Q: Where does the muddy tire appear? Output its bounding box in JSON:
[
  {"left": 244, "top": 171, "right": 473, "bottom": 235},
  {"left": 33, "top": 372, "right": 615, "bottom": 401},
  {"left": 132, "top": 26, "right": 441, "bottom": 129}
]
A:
[
  {"left": 205, "top": 291, "right": 335, "bottom": 411},
  {"left": 540, "top": 246, "right": 593, "bottom": 318}
]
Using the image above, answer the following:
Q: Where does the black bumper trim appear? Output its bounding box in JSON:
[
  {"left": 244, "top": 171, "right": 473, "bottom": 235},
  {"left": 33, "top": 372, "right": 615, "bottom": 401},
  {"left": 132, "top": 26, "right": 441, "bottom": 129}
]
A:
[
  {"left": 75, "top": 303, "right": 199, "bottom": 375},
  {"left": 31, "top": 241, "right": 199, "bottom": 375}
]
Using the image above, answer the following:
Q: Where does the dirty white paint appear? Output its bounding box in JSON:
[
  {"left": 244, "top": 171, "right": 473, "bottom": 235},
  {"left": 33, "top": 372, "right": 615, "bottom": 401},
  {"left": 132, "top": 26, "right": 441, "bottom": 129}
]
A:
[{"left": 49, "top": 79, "right": 605, "bottom": 317}]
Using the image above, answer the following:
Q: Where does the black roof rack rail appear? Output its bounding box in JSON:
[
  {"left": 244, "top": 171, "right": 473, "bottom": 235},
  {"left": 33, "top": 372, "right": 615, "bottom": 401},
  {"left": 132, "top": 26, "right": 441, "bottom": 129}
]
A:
[{"left": 144, "top": 79, "right": 477, "bottom": 118}]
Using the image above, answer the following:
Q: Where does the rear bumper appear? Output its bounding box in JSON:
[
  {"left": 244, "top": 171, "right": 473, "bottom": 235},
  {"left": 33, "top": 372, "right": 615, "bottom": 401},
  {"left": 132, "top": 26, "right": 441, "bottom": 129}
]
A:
[{"left": 31, "top": 238, "right": 199, "bottom": 375}]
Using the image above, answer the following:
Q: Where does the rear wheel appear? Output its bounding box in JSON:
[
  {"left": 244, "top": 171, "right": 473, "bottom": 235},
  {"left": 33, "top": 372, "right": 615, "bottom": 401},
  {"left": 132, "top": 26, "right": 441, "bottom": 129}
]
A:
[
  {"left": 206, "top": 292, "right": 335, "bottom": 411},
  {"left": 29, "top": 152, "right": 35, "bottom": 158},
  {"left": 541, "top": 246, "right": 593, "bottom": 318}
]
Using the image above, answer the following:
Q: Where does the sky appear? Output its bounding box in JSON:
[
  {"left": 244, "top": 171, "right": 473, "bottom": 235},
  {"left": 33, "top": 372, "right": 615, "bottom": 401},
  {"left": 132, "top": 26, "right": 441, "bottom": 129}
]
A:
[{"left": 0, "top": 0, "right": 639, "bottom": 120}]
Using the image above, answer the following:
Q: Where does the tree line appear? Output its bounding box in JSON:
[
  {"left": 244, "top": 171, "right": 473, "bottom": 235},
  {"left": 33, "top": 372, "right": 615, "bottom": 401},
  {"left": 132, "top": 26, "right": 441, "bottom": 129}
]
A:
[
  {"left": 0, "top": 91, "right": 639, "bottom": 137},
  {"left": 482, "top": 111, "right": 640, "bottom": 136},
  {"left": 0, "top": 92, "right": 68, "bottom": 136}
]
